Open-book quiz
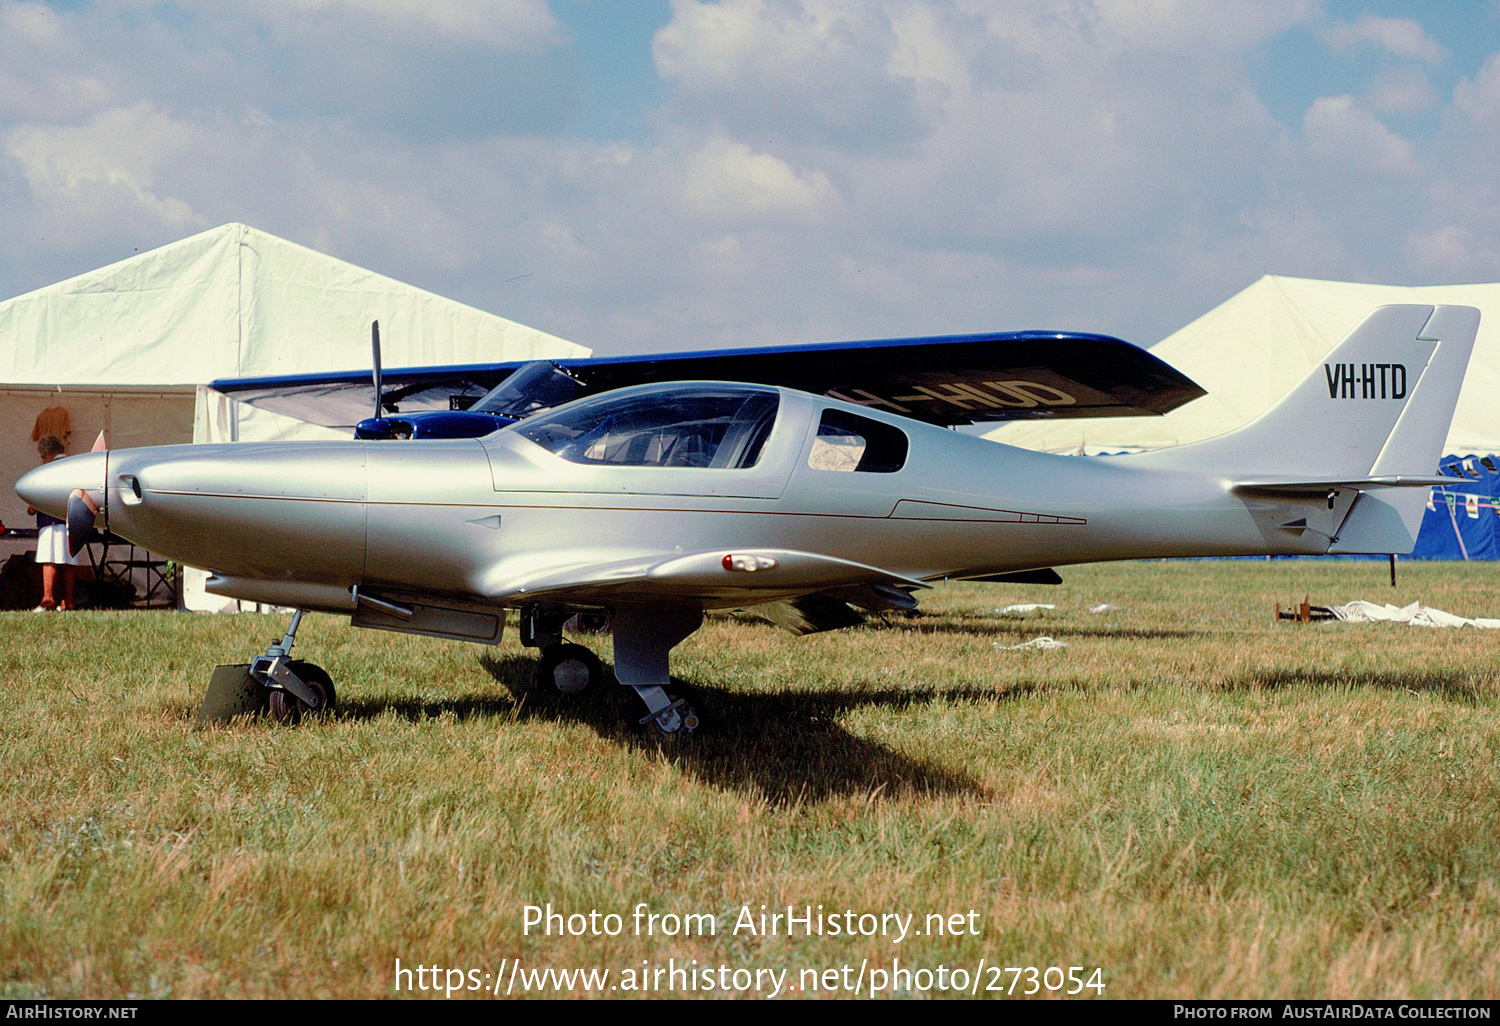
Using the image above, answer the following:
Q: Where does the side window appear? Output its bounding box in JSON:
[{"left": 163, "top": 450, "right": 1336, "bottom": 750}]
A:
[{"left": 808, "top": 409, "right": 907, "bottom": 473}]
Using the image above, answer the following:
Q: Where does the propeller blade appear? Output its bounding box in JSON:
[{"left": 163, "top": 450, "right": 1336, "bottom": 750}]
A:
[
  {"left": 66, "top": 489, "right": 98, "bottom": 557},
  {"left": 91, "top": 430, "right": 107, "bottom": 453},
  {"left": 371, "top": 320, "right": 383, "bottom": 421}
]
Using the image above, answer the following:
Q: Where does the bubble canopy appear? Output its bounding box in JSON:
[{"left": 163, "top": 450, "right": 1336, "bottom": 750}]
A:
[{"left": 516, "top": 384, "right": 780, "bottom": 470}]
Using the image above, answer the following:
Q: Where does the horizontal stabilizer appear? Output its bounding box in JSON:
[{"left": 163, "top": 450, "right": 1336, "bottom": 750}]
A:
[{"left": 1233, "top": 476, "right": 1450, "bottom": 496}]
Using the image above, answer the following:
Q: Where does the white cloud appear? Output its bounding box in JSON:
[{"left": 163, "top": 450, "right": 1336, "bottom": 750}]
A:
[
  {"left": 0, "top": 0, "right": 1491, "bottom": 359},
  {"left": 1399, "top": 52, "right": 1500, "bottom": 283},
  {"left": 1301, "top": 94, "right": 1419, "bottom": 178},
  {"left": 199, "top": 0, "right": 560, "bottom": 49},
  {"left": 654, "top": 0, "right": 943, "bottom": 148},
  {"left": 1366, "top": 66, "right": 1440, "bottom": 115},
  {"left": 681, "top": 138, "right": 837, "bottom": 219},
  {"left": 1451, "top": 50, "right": 1500, "bottom": 125},
  {"left": 0, "top": 1, "right": 65, "bottom": 48},
  {"left": 1321, "top": 14, "right": 1446, "bottom": 64},
  {"left": 0, "top": 3, "right": 118, "bottom": 121},
  {"left": 965, "top": 0, "right": 1315, "bottom": 58},
  {"left": 7, "top": 104, "right": 204, "bottom": 241},
  {"left": 656, "top": 0, "right": 864, "bottom": 85},
  {"left": 1405, "top": 224, "right": 1498, "bottom": 274},
  {"left": 0, "top": 0, "right": 580, "bottom": 143}
]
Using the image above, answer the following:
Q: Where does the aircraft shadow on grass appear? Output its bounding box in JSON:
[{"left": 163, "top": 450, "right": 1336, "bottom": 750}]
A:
[
  {"left": 858, "top": 617, "right": 1207, "bottom": 642},
  {"left": 1233, "top": 668, "right": 1486, "bottom": 704},
  {"left": 334, "top": 654, "right": 996, "bottom": 805}
]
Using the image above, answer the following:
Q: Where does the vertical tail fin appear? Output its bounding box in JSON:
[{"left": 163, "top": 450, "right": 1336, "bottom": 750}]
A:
[
  {"left": 1145, "top": 304, "right": 1478, "bottom": 480},
  {"left": 1136, "top": 304, "right": 1480, "bottom": 554}
]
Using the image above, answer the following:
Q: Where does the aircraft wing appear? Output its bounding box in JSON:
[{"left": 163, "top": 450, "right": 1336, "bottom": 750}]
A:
[
  {"left": 477, "top": 548, "right": 932, "bottom": 608},
  {"left": 210, "top": 330, "right": 1205, "bottom": 429}
]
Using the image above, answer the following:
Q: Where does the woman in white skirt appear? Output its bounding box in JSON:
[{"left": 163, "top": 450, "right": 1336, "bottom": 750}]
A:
[{"left": 28, "top": 435, "right": 77, "bottom": 611}]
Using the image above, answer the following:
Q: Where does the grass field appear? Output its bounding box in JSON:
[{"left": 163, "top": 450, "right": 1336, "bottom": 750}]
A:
[{"left": 1, "top": 559, "right": 1497, "bottom": 1000}]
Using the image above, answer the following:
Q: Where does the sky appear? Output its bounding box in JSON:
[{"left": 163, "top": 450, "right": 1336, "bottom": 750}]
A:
[{"left": 4, "top": 0, "right": 1500, "bottom": 355}]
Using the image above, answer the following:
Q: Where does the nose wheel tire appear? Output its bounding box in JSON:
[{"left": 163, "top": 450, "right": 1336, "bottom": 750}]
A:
[
  {"left": 538, "top": 643, "right": 603, "bottom": 695},
  {"left": 267, "top": 661, "right": 336, "bottom": 724}
]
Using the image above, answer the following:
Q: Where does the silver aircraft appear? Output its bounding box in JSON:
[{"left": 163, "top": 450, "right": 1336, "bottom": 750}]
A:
[{"left": 17, "top": 304, "right": 1478, "bottom": 736}]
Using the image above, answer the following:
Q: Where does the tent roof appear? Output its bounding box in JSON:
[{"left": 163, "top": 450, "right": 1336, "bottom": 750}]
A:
[
  {"left": 0, "top": 222, "right": 586, "bottom": 388},
  {"left": 985, "top": 275, "right": 1500, "bottom": 456}
]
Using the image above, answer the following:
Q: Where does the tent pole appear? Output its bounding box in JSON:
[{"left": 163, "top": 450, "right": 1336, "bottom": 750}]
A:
[{"left": 1389, "top": 553, "right": 1396, "bottom": 588}]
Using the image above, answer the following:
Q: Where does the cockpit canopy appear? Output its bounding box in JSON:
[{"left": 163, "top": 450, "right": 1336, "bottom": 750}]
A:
[
  {"left": 470, "top": 361, "right": 585, "bottom": 420},
  {"left": 517, "top": 384, "right": 779, "bottom": 469}
]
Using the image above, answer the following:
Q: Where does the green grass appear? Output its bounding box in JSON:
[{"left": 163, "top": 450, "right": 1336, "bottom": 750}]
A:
[{"left": 1, "top": 559, "right": 1497, "bottom": 999}]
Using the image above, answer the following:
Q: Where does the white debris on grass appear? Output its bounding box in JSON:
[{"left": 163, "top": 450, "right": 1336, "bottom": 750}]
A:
[
  {"left": 997, "top": 636, "right": 1068, "bottom": 651},
  {"left": 1330, "top": 600, "right": 1500, "bottom": 629},
  {"left": 994, "top": 603, "right": 1056, "bottom": 616},
  {"left": 1088, "top": 603, "right": 1120, "bottom": 613}
]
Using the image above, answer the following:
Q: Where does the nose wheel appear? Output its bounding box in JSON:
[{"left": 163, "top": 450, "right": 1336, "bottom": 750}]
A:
[
  {"left": 248, "top": 609, "right": 337, "bottom": 724},
  {"left": 266, "top": 660, "right": 336, "bottom": 723}
]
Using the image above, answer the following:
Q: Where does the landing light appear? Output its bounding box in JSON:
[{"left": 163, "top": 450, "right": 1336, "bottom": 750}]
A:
[{"left": 723, "top": 554, "right": 777, "bottom": 572}]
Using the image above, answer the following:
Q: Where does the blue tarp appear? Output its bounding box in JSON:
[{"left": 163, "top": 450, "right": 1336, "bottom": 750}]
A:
[{"left": 1412, "top": 454, "right": 1500, "bottom": 560}]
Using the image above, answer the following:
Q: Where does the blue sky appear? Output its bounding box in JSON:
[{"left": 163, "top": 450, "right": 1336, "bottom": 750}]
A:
[
  {"left": 5, "top": 1, "right": 1500, "bottom": 354},
  {"left": 1254, "top": 2, "right": 1500, "bottom": 130}
]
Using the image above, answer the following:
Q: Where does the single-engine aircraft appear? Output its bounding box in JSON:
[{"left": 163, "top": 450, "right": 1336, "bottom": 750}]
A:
[{"left": 17, "top": 305, "right": 1477, "bottom": 737}]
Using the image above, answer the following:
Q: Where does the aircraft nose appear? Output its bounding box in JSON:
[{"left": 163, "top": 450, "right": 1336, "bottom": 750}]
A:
[{"left": 16, "top": 451, "right": 106, "bottom": 520}]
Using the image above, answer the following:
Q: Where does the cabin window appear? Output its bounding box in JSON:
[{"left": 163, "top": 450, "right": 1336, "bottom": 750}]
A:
[
  {"left": 808, "top": 409, "right": 908, "bottom": 473},
  {"left": 519, "top": 386, "right": 779, "bottom": 469}
]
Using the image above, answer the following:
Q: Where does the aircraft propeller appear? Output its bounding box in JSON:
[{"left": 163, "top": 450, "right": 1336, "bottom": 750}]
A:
[
  {"left": 65, "top": 430, "right": 108, "bottom": 556},
  {"left": 372, "top": 319, "right": 384, "bottom": 420}
]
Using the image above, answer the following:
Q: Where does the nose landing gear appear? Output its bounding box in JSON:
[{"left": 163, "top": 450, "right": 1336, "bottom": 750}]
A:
[
  {"left": 196, "top": 609, "right": 338, "bottom": 725},
  {"left": 251, "top": 610, "right": 336, "bottom": 723},
  {"left": 265, "top": 660, "right": 336, "bottom": 723}
]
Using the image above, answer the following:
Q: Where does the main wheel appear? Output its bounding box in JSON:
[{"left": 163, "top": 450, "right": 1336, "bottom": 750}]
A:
[
  {"left": 537, "top": 643, "right": 602, "bottom": 695},
  {"left": 267, "top": 661, "right": 336, "bottom": 724}
]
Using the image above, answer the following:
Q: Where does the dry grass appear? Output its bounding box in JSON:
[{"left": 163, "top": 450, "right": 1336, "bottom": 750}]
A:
[{"left": 0, "top": 558, "right": 1497, "bottom": 999}]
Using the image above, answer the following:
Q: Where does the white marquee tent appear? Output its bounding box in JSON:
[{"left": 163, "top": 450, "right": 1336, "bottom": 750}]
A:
[
  {"left": 985, "top": 275, "right": 1500, "bottom": 456},
  {"left": 0, "top": 222, "right": 586, "bottom": 608},
  {"left": 0, "top": 221, "right": 586, "bottom": 522}
]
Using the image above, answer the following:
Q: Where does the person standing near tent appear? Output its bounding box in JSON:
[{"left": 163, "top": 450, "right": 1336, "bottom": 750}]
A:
[{"left": 27, "top": 435, "right": 77, "bottom": 611}]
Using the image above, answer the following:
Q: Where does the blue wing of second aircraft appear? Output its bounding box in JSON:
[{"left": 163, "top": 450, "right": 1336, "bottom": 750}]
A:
[{"left": 210, "top": 329, "right": 1205, "bottom": 432}]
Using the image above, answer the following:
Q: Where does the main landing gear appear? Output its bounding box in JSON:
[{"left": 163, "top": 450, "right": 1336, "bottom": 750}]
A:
[
  {"left": 537, "top": 642, "right": 604, "bottom": 695},
  {"left": 520, "top": 604, "right": 703, "bottom": 738}
]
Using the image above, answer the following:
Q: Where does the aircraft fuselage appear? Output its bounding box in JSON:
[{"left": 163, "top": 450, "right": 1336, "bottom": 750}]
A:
[{"left": 21, "top": 386, "right": 1343, "bottom": 621}]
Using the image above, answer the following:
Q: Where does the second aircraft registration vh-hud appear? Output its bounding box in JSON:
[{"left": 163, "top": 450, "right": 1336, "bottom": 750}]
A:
[{"left": 18, "top": 305, "right": 1478, "bottom": 736}]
